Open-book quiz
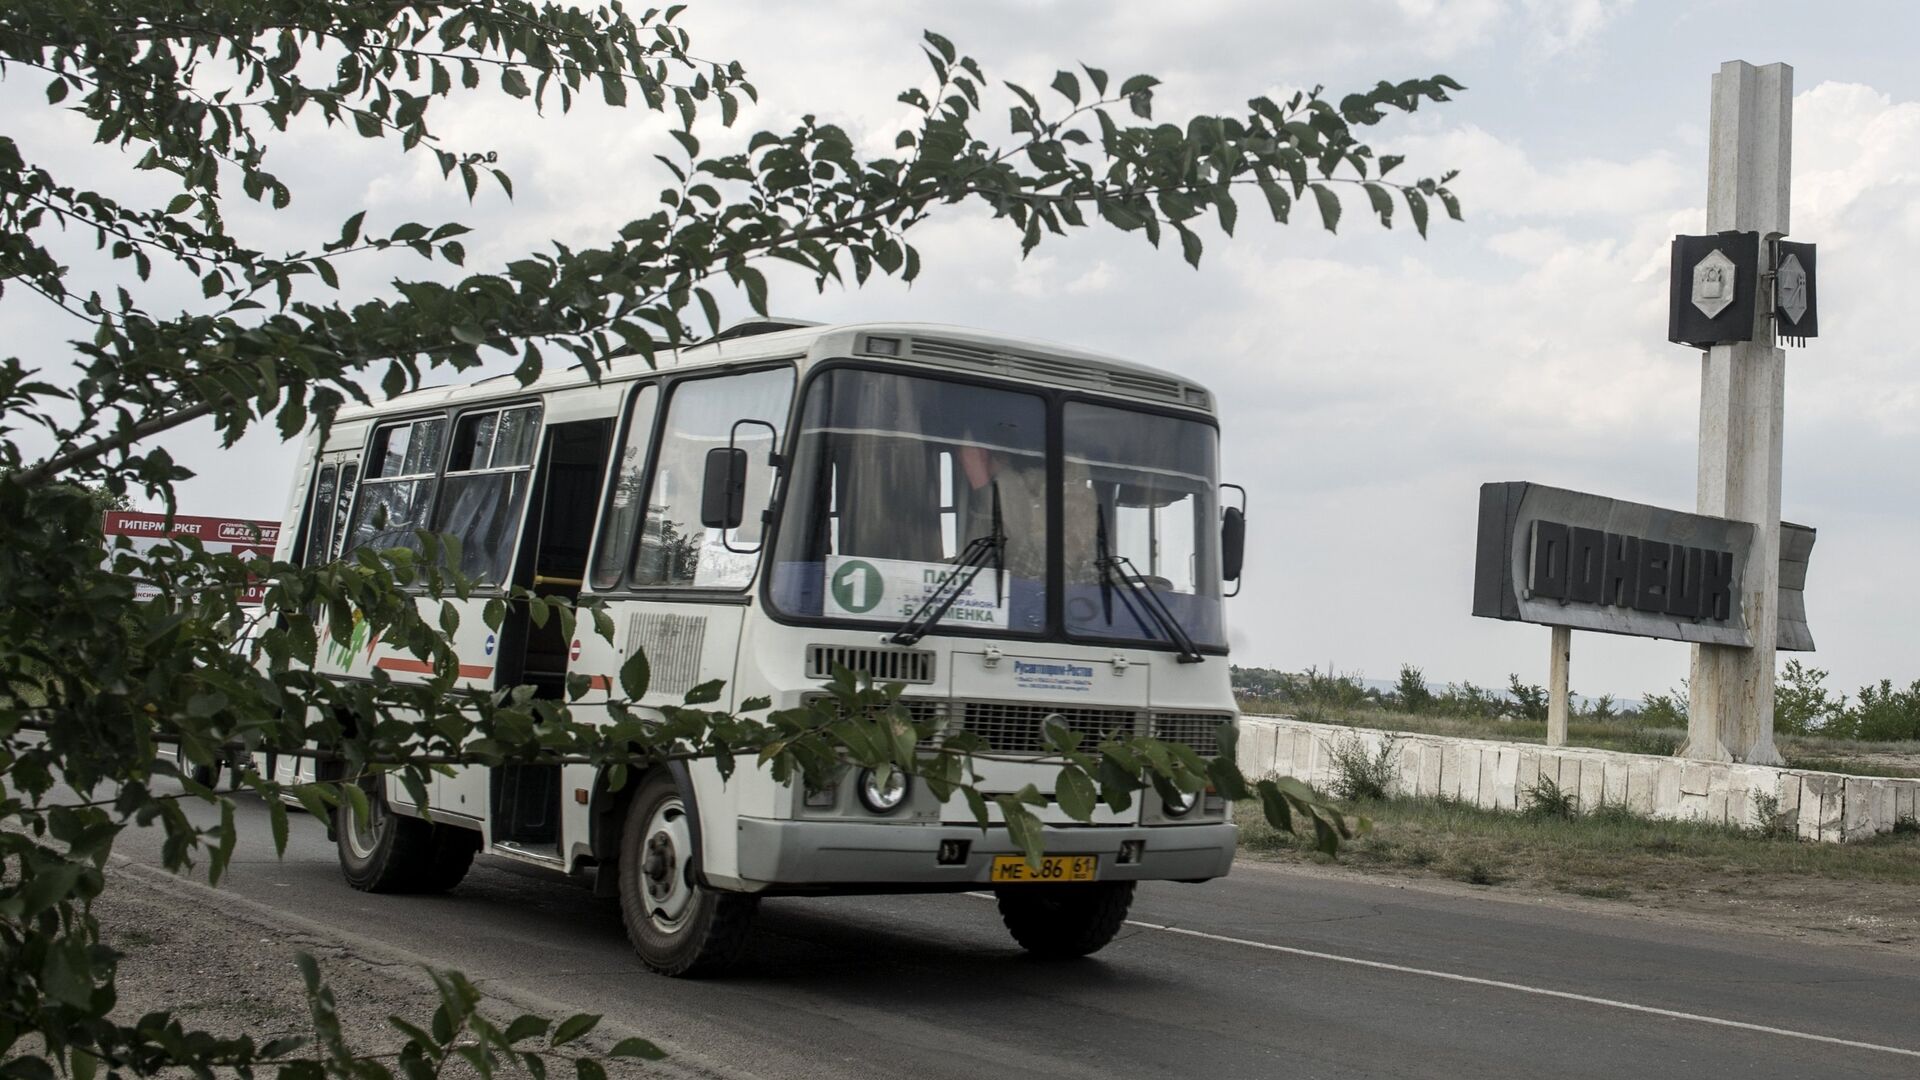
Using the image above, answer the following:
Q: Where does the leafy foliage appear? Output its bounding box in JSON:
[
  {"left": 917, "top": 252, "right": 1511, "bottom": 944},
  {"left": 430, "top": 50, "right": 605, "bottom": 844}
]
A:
[
  {"left": 1520, "top": 775, "right": 1578, "bottom": 821},
  {"left": 1827, "top": 678, "right": 1920, "bottom": 741},
  {"left": 1637, "top": 686, "right": 1688, "bottom": 729},
  {"left": 1, "top": 3, "right": 1465, "bottom": 1076},
  {"left": 1325, "top": 731, "right": 1401, "bottom": 802},
  {"left": 1774, "top": 659, "right": 1843, "bottom": 735},
  {"left": 1394, "top": 663, "right": 1432, "bottom": 714},
  {"left": 1506, "top": 675, "right": 1548, "bottom": 723}
]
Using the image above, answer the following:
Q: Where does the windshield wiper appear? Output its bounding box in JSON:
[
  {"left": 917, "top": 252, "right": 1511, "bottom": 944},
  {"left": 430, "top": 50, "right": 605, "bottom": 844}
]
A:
[
  {"left": 890, "top": 482, "right": 1006, "bottom": 646},
  {"left": 1094, "top": 506, "right": 1204, "bottom": 664}
]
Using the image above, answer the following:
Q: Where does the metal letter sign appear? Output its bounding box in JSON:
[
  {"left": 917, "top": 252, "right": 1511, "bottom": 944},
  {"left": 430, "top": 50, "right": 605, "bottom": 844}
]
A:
[
  {"left": 1471, "top": 482, "right": 1817, "bottom": 650},
  {"left": 1668, "top": 231, "right": 1759, "bottom": 346}
]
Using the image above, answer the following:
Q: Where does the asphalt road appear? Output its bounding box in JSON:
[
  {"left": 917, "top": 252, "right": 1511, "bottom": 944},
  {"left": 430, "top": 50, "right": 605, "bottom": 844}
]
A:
[{"left": 115, "top": 788, "right": 1920, "bottom": 1079}]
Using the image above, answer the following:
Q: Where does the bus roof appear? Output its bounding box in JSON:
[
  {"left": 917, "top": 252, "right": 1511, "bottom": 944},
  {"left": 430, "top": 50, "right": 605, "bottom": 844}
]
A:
[{"left": 331, "top": 320, "right": 1215, "bottom": 423}]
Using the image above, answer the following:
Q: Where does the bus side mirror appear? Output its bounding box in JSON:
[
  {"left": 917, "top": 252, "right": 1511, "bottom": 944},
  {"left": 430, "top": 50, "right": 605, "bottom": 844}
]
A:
[
  {"left": 1221, "top": 506, "right": 1246, "bottom": 583},
  {"left": 701, "top": 447, "right": 748, "bottom": 529}
]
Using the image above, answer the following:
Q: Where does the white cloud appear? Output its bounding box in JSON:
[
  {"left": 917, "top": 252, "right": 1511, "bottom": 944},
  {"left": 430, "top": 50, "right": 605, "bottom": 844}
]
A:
[{"left": 1518, "top": 0, "right": 1636, "bottom": 58}]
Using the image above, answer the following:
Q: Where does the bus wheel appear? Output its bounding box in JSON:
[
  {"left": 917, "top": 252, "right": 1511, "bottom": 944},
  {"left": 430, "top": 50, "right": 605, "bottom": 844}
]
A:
[
  {"left": 616, "top": 773, "right": 757, "bottom": 977},
  {"left": 995, "top": 881, "right": 1136, "bottom": 959},
  {"left": 175, "top": 749, "right": 218, "bottom": 789},
  {"left": 336, "top": 777, "right": 480, "bottom": 894}
]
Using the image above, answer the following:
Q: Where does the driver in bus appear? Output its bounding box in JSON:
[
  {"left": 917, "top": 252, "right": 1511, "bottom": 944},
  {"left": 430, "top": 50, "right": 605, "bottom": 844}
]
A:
[{"left": 955, "top": 441, "right": 1095, "bottom": 583}]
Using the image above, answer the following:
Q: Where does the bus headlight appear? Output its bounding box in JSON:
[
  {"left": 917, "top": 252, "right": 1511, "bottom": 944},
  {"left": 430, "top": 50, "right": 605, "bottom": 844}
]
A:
[
  {"left": 858, "top": 768, "right": 910, "bottom": 814},
  {"left": 1163, "top": 788, "right": 1199, "bottom": 817}
]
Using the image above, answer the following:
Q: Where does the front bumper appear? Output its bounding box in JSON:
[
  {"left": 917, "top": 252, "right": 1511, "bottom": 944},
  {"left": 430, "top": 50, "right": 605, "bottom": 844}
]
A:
[{"left": 733, "top": 818, "right": 1237, "bottom": 891}]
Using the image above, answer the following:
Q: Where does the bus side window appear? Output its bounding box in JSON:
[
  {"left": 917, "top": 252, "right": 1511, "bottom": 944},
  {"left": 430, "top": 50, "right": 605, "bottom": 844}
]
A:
[
  {"left": 302, "top": 464, "right": 338, "bottom": 566},
  {"left": 345, "top": 416, "right": 446, "bottom": 556},
  {"left": 330, "top": 463, "right": 358, "bottom": 561},
  {"left": 589, "top": 384, "right": 661, "bottom": 591},
  {"left": 631, "top": 367, "right": 793, "bottom": 589},
  {"left": 432, "top": 404, "right": 541, "bottom": 585}
]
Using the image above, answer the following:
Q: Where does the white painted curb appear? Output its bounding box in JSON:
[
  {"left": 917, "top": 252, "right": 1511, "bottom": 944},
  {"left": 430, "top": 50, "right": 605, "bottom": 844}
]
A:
[{"left": 1237, "top": 715, "right": 1919, "bottom": 842}]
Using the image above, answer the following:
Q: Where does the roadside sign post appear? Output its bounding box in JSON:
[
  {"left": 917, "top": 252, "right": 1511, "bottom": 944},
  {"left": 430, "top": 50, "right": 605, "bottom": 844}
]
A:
[
  {"left": 1685, "top": 61, "right": 1794, "bottom": 766},
  {"left": 1473, "top": 61, "right": 1818, "bottom": 767},
  {"left": 1547, "top": 626, "right": 1570, "bottom": 747}
]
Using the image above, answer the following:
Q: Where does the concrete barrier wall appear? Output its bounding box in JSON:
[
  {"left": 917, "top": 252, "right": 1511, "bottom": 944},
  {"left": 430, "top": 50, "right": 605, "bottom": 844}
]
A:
[{"left": 1237, "top": 715, "right": 1920, "bottom": 843}]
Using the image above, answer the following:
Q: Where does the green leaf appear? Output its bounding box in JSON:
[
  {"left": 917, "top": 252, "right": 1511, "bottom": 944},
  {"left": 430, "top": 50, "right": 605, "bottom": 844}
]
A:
[
  {"left": 46, "top": 78, "right": 69, "bottom": 105},
  {"left": 963, "top": 786, "right": 989, "bottom": 830},
  {"left": 550, "top": 1013, "right": 600, "bottom": 1047},
  {"left": 1176, "top": 224, "right": 1202, "bottom": 268},
  {"left": 341, "top": 779, "right": 371, "bottom": 832},
  {"left": 42, "top": 942, "right": 93, "bottom": 1008},
  {"left": 208, "top": 799, "right": 237, "bottom": 886},
  {"left": 502, "top": 68, "right": 532, "bottom": 99},
  {"left": 1055, "top": 766, "right": 1097, "bottom": 822},
  {"left": 165, "top": 193, "right": 194, "bottom": 215},
  {"left": 1309, "top": 183, "right": 1342, "bottom": 232},
  {"left": 504, "top": 1014, "right": 551, "bottom": 1044},
  {"left": 608, "top": 1038, "right": 667, "bottom": 1061},
  {"left": 619, "top": 648, "right": 650, "bottom": 699},
  {"left": 277, "top": 396, "right": 307, "bottom": 440},
  {"left": 1051, "top": 70, "right": 1081, "bottom": 105},
  {"left": 998, "top": 798, "right": 1046, "bottom": 867},
  {"left": 1364, "top": 182, "right": 1394, "bottom": 226},
  {"left": 1256, "top": 779, "right": 1293, "bottom": 832},
  {"left": 267, "top": 795, "right": 290, "bottom": 854},
  {"left": 683, "top": 679, "right": 723, "bottom": 706}
]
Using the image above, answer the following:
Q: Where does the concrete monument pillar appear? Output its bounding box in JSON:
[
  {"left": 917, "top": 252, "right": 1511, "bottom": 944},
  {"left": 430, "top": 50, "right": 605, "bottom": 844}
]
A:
[{"left": 1685, "top": 61, "right": 1790, "bottom": 765}]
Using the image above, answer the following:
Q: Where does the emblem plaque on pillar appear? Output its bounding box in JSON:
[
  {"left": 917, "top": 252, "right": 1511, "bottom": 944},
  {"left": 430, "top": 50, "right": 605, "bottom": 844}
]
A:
[
  {"left": 1774, "top": 239, "right": 1818, "bottom": 343},
  {"left": 1667, "top": 231, "right": 1760, "bottom": 346}
]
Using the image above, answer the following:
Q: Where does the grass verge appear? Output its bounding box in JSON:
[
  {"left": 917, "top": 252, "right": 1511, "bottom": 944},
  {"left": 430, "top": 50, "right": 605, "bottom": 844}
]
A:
[{"left": 1236, "top": 794, "right": 1920, "bottom": 947}]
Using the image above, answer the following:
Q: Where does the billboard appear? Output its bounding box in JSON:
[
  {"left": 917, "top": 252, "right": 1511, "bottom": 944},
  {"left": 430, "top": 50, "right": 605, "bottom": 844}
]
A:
[
  {"left": 101, "top": 511, "right": 280, "bottom": 604},
  {"left": 1471, "top": 482, "right": 1816, "bottom": 651}
]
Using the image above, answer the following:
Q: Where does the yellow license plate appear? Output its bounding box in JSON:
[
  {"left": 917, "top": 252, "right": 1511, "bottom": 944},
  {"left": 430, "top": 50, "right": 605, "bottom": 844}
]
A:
[{"left": 989, "top": 854, "right": 1097, "bottom": 883}]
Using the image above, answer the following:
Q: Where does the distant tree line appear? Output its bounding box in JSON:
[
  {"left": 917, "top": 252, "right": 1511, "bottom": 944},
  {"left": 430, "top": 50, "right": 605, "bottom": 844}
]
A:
[{"left": 1231, "top": 659, "right": 1920, "bottom": 742}]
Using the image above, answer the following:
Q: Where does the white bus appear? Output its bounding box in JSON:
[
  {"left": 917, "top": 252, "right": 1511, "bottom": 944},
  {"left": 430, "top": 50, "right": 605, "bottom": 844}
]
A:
[{"left": 266, "top": 319, "right": 1247, "bottom": 975}]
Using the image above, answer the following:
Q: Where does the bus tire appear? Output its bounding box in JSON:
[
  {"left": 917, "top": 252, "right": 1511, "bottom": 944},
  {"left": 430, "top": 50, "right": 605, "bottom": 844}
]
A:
[
  {"left": 995, "top": 881, "right": 1136, "bottom": 959},
  {"left": 336, "top": 778, "right": 480, "bottom": 894},
  {"left": 174, "top": 749, "right": 218, "bottom": 789},
  {"left": 616, "top": 772, "right": 757, "bottom": 977}
]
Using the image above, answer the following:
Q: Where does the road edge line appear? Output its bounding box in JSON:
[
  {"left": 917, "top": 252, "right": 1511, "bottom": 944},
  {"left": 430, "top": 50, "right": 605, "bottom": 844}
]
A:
[{"left": 1127, "top": 918, "right": 1920, "bottom": 1061}]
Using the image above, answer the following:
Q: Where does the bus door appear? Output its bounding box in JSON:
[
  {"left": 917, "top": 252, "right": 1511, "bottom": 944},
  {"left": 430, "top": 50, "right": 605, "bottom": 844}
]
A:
[{"left": 479, "top": 418, "right": 615, "bottom": 856}]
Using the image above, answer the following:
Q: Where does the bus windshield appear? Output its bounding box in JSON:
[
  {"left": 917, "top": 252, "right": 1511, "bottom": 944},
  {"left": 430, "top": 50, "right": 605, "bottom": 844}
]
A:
[
  {"left": 1063, "top": 400, "right": 1224, "bottom": 649},
  {"left": 768, "top": 367, "right": 1224, "bottom": 650}
]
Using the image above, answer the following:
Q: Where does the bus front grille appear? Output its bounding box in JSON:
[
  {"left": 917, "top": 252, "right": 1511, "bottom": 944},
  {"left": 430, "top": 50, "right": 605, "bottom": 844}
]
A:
[
  {"left": 1150, "top": 712, "right": 1234, "bottom": 756},
  {"left": 806, "top": 644, "right": 936, "bottom": 684},
  {"left": 957, "top": 702, "right": 1142, "bottom": 754}
]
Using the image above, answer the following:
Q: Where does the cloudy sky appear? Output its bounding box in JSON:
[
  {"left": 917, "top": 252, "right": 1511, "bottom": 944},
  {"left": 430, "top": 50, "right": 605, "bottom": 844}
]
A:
[{"left": 11, "top": 1, "right": 1920, "bottom": 701}]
